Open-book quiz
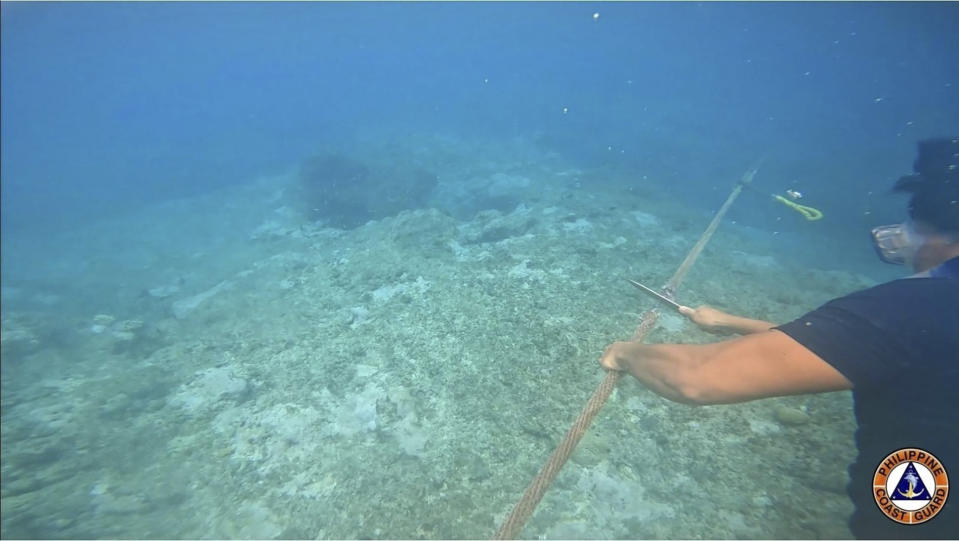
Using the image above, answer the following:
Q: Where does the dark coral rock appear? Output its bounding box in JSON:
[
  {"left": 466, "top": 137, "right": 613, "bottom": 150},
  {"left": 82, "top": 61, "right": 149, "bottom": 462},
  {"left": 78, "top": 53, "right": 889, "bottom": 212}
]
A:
[{"left": 299, "top": 153, "right": 437, "bottom": 229}]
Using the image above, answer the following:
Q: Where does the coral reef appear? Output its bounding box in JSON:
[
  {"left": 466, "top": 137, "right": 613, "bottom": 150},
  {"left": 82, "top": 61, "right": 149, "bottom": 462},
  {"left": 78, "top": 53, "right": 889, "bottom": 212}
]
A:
[{"left": 2, "top": 134, "right": 869, "bottom": 540}]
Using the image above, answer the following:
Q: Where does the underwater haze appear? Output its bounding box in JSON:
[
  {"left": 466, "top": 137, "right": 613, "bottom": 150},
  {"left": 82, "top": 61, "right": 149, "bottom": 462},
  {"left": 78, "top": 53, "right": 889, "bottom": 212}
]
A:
[{"left": 1, "top": 2, "right": 957, "bottom": 539}]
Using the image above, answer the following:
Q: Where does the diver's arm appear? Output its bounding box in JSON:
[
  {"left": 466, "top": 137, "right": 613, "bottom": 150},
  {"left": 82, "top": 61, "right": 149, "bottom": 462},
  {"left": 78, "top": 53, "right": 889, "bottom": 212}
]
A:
[
  {"left": 599, "top": 330, "right": 852, "bottom": 405},
  {"left": 679, "top": 305, "right": 775, "bottom": 335},
  {"left": 708, "top": 313, "right": 776, "bottom": 334}
]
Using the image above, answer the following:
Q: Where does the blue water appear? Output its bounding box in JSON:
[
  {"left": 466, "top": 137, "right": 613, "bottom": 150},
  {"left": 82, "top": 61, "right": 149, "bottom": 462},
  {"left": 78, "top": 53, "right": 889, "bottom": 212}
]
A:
[{"left": 1, "top": 2, "right": 956, "bottom": 539}]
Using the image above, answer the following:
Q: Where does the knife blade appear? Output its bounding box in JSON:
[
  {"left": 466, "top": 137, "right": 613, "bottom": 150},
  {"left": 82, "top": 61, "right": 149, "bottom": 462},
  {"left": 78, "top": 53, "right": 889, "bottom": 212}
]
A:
[{"left": 627, "top": 279, "right": 683, "bottom": 311}]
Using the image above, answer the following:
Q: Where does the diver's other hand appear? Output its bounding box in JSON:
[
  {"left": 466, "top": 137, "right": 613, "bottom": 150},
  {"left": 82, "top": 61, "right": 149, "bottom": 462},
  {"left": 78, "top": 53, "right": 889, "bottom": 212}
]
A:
[
  {"left": 599, "top": 341, "right": 633, "bottom": 371},
  {"left": 678, "top": 305, "right": 733, "bottom": 332}
]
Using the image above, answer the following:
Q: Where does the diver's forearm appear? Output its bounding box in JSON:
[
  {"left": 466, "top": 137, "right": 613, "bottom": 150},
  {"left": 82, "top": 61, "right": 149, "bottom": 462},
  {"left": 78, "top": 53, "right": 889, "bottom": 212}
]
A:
[{"left": 719, "top": 314, "right": 776, "bottom": 335}]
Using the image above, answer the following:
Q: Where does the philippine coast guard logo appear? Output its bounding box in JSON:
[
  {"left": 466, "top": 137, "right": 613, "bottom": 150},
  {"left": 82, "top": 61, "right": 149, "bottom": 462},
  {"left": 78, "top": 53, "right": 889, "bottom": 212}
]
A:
[{"left": 873, "top": 448, "right": 949, "bottom": 525}]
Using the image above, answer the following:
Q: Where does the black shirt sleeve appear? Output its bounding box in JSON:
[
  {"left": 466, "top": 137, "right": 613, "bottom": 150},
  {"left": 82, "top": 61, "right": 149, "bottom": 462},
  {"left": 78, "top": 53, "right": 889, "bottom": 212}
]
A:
[{"left": 775, "top": 277, "right": 959, "bottom": 390}]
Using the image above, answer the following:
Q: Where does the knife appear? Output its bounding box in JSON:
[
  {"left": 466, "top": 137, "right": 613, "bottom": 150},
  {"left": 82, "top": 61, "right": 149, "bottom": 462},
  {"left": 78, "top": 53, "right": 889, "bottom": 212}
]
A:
[{"left": 627, "top": 279, "right": 683, "bottom": 312}]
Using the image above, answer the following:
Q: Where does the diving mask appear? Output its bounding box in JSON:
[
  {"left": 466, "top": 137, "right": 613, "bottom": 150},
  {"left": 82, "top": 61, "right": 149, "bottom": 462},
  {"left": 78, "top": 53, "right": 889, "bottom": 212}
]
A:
[{"left": 870, "top": 222, "right": 925, "bottom": 265}]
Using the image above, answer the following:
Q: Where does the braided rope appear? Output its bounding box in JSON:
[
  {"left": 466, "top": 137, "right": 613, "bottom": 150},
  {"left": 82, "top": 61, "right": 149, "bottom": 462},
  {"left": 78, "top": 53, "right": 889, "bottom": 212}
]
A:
[
  {"left": 666, "top": 165, "right": 758, "bottom": 293},
  {"left": 493, "top": 312, "right": 658, "bottom": 540}
]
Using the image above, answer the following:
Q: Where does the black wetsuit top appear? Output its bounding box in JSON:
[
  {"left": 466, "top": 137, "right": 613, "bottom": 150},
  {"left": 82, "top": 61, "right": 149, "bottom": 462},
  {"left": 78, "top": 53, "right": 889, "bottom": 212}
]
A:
[{"left": 776, "top": 256, "right": 959, "bottom": 539}]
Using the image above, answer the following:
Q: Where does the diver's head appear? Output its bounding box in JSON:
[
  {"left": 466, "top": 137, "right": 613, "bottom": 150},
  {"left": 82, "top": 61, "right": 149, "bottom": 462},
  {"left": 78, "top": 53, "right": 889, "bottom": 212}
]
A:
[{"left": 872, "top": 137, "right": 959, "bottom": 273}]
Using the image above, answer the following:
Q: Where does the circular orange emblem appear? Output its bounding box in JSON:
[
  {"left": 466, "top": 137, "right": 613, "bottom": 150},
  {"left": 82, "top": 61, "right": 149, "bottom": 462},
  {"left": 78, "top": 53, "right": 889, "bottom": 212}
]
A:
[{"left": 873, "top": 447, "right": 949, "bottom": 525}]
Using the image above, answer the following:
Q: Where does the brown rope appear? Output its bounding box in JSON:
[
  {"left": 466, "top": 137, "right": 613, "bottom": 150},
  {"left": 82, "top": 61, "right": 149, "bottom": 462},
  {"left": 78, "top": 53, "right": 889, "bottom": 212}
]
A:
[
  {"left": 493, "top": 311, "right": 659, "bottom": 540},
  {"left": 493, "top": 164, "right": 759, "bottom": 540},
  {"left": 665, "top": 164, "right": 760, "bottom": 294}
]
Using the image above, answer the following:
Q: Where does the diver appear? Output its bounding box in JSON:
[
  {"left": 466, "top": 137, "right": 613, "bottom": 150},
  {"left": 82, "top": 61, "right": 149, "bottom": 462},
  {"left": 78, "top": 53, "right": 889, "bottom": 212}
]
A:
[{"left": 600, "top": 137, "right": 959, "bottom": 539}]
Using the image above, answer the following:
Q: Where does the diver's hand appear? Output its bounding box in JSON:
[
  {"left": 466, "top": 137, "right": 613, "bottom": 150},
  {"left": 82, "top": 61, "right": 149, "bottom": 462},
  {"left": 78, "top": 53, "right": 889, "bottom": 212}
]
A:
[
  {"left": 599, "top": 342, "right": 629, "bottom": 371},
  {"left": 678, "top": 305, "right": 734, "bottom": 333}
]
